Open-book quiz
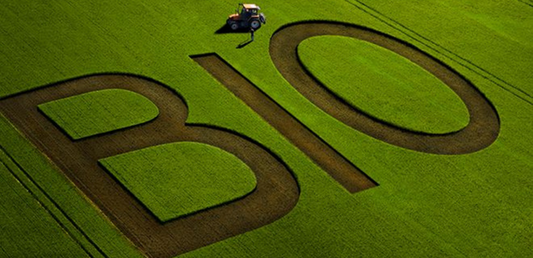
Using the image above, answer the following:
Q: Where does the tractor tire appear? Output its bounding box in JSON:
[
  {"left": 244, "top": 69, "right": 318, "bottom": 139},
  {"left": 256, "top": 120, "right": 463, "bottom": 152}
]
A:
[
  {"left": 250, "top": 20, "right": 261, "bottom": 29},
  {"left": 229, "top": 22, "right": 239, "bottom": 31}
]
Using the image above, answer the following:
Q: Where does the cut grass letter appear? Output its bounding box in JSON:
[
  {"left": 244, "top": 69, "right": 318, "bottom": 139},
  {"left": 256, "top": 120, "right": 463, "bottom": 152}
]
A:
[
  {"left": 298, "top": 36, "right": 470, "bottom": 134},
  {"left": 99, "top": 142, "right": 257, "bottom": 222},
  {"left": 39, "top": 89, "right": 159, "bottom": 139}
]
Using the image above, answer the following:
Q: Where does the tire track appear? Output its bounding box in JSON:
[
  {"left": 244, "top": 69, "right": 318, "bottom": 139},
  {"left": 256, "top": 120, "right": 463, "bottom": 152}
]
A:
[
  {"left": 0, "top": 147, "right": 102, "bottom": 258},
  {"left": 346, "top": 0, "right": 533, "bottom": 105}
]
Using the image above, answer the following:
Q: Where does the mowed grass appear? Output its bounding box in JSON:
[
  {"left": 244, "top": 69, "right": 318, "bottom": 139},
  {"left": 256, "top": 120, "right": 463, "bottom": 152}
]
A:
[
  {"left": 38, "top": 89, "right": 159, "bottom": 140},
  {"left": 0, "top": 0, "right": 531, "bottom": 257},
  {"left": 297, "top": 36, "right": 469, "bottom": 134},
  {"left": 99, "top": 142, "right": 257, "bottom": 222}
]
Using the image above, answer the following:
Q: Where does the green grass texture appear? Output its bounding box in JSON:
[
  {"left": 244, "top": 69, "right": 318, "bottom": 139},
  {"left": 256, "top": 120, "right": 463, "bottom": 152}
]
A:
[
  {"left": 0, "top": 116, "right": 143, "bottom": 258},
  {"left": 0, "top": 153, "right": 89, "bottom": 257},
  {"left": 298, "top": 35, "right": 469, "bottom": 134},
  {"left": 99, "top": 142, "right": 257, "bottom": 222},
  {"left": 38, "top": 89, "right": 159, "bottom": 140},
  {"left": 354, "top": 0, "right": 533, "bottom": 98},
  {"left": 0, "top": 0, "right": 531, "bottom": 257}
]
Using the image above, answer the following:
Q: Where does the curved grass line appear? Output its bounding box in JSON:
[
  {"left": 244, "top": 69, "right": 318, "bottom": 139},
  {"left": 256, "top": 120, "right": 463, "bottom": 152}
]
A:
[
  {"left": 270, "top": 21, "right": 500, "bottom": 154},
  {"left": 295, "top": 37, "right": 468, "bottom": 135}
]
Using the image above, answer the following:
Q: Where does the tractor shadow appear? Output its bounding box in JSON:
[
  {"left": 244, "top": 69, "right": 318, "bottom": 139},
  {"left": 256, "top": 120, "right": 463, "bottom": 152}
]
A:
[{"left": 215, "top": 24, "right": 251, "bottom": 34}]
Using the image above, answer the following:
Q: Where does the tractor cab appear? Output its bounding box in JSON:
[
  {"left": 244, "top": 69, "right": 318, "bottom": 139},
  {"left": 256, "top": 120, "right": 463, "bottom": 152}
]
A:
[
  {"left": 227, "top": 3, "right": 266, "bottom": 30},
  {"left": 239, "top": 3, "right": 259, "bottom": 16}
]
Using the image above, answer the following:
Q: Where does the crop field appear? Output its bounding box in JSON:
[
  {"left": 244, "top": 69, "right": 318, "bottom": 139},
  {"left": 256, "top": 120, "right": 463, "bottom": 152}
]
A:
[{"left": 0, "top": 0, "right": 531, "bottom": 257}]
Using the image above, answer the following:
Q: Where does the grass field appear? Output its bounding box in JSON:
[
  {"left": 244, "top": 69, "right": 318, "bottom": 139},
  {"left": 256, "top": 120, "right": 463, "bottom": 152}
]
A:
[
  {"left": 0, "top": 0, "right": 532, "bottom": 257},
  {"left": 100, "top": 142, "right": 257, "bottom": 222},
  {"left": 297, "top": 35, "right": 469, "bottom": 134},
  {"left": 0, "top": 150, "right": 90, "bottom": 257},
  {"left": 39, "top": 89, "right": 159, "bottom": 139}
]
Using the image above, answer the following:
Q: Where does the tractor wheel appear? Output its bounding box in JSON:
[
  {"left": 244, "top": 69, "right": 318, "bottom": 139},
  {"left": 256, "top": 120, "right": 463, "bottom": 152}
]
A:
[
  {"left": 250, "top": 20, "right": 261, "bottom": 29},
  {"left": 230, "top": 22, "right": 239, "bottom": 30}
]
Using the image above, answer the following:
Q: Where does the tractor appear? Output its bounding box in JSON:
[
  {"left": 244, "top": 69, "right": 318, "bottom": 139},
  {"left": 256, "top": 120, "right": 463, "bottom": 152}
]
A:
[{"left": 227, "top": 3, "right": 266, "bottom": 31}]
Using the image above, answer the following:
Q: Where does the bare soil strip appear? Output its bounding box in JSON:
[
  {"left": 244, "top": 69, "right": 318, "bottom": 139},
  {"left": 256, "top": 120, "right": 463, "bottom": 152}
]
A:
[
  {"left": 270, "top": 21, "right": 500, "bottom": 154},
  {"left": 193, "top": 54, "right": 376, "bottom": 193},
  {"left": 0, "top": 74, "right": 299, "bottom": 258}
]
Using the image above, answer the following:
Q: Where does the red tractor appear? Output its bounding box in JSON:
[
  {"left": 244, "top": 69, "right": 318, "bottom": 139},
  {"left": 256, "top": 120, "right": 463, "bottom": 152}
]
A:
[{"left": 227, "top": 3, "right": 266, "bottom": 31}]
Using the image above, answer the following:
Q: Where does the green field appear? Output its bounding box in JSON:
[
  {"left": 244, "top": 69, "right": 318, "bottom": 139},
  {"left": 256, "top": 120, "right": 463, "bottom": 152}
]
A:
[
  {"left": 100, "top": 142, "right": 257, "bottom": 222},
  {"left": 0, "top": 0, "right": 532, "bottom": 257},
  {"left": 0, "top": 150, "right": 90, "bottom": 257},
  {"left": 298, "top": 35, "right": 469, "bottom": 134},
  {"left": 39, "top": 89, "right": 159, "bottom": 139}
]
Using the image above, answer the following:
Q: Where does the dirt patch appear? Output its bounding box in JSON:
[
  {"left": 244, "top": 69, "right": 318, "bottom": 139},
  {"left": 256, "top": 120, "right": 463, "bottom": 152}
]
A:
[
  {"left": 270, "top": 21, "right": 499, "bottom": 154},
  {"left": 0, "top": 74, "right": 299, "bottom": 258}
]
